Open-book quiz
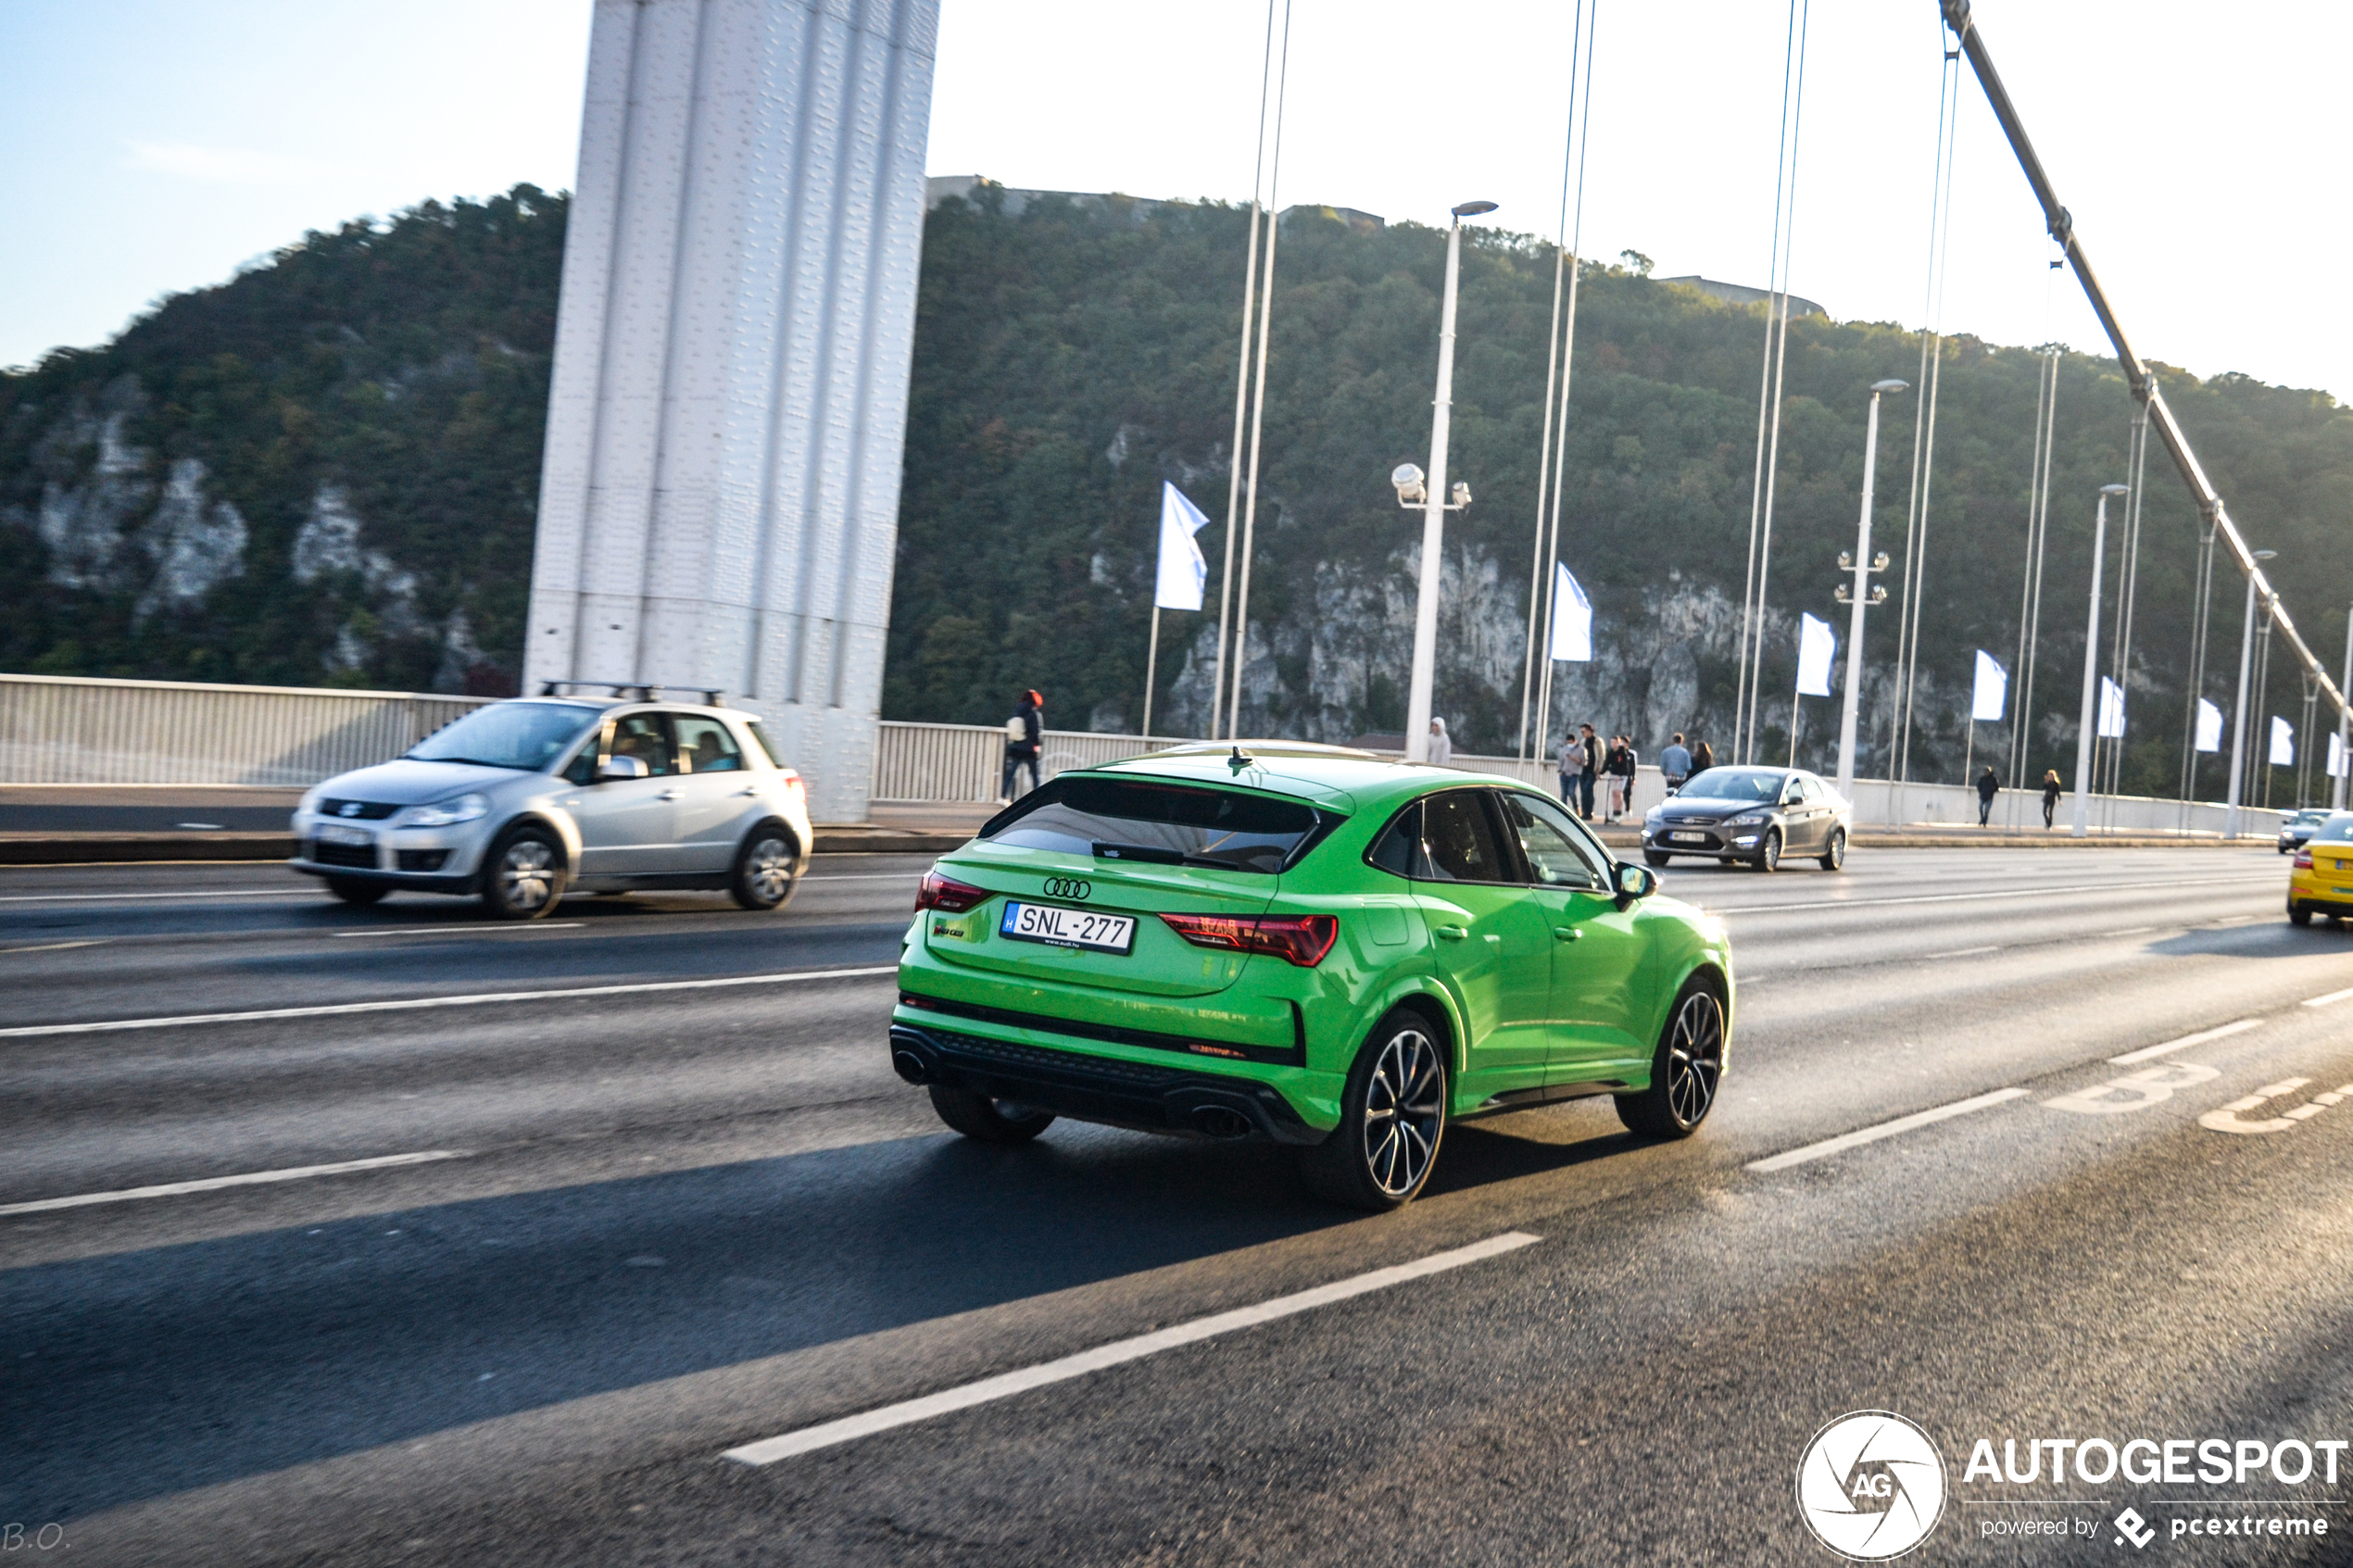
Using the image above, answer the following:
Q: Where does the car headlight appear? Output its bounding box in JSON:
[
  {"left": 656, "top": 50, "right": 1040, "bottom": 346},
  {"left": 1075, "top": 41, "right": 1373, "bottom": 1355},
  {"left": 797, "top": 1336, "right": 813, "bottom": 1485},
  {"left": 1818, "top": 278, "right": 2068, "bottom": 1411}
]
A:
[
  {"left": 1727, "top": 812, "right": 1769, "bottom": 826},
  {"left": 402, "top": 792, "right": 489, "bottom": 828},
  {"left": 297, "top": 786, "right": 325, "bottom": 815}
]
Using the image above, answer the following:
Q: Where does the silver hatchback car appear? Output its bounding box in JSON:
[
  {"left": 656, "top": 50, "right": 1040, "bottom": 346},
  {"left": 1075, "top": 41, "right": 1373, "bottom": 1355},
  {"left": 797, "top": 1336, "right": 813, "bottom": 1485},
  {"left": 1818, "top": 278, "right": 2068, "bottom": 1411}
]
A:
[{"left": 289, "top": 695, "right": 813, "bottom": 919}]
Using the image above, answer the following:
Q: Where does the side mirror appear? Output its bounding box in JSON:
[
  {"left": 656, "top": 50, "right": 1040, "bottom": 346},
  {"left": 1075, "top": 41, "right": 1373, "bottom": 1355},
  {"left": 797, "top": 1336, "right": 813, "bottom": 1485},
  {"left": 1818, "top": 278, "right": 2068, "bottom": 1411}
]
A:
[
  {"left": 597, "top": 754, "right": 651, "bottom": 783},
  {"left": 1615, "top": 862, "right": 1657, "bottom": 901}
]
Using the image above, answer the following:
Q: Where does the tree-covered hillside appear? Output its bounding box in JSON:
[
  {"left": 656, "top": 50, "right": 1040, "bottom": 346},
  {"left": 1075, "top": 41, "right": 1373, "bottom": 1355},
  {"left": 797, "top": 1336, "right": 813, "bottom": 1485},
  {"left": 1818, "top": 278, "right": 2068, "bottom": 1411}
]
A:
[{"left": 6, "top": 180, "right": 2350, "bottom": 796}]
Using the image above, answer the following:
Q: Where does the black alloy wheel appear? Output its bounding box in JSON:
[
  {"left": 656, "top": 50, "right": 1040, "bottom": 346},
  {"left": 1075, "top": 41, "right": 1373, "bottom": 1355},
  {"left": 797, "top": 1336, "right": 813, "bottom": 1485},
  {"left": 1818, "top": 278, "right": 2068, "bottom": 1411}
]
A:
[
  {"left": 1818, "top": 827, "right": 1846, "bottom": 872},
  {"left": 729, "top": 822, "right": 799, "bottom": 910},
  {"left": 1301, "top": 1010, "right": 1448, "bottom": 1211},
  {"left": 1616, "top": 981, "right": 1727, "bottom": 1138}
]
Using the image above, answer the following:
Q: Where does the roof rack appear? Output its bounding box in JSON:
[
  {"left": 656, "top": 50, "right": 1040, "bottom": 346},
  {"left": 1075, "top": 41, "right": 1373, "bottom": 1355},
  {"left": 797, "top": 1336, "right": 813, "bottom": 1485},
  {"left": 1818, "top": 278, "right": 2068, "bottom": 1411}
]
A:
[{"left": 538, "top": 680, "right": 726, "bottom": 707}]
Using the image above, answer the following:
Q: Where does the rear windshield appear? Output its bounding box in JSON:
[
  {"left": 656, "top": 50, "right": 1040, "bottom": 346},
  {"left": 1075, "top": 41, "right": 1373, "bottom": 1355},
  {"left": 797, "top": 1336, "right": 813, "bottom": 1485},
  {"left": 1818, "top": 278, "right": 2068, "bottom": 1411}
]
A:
[
  {"left": 1679, "top": 768, "right": 1786, "bottom": 803},
  {"left": 2311, "top": 814, "right": 2353, "bottom": 844},
  {"left": 407, "top": 702, "right": 599, "bottom": 772},
  {"left": 981, "top": 776, "right": 1330, "bottom": 874}
]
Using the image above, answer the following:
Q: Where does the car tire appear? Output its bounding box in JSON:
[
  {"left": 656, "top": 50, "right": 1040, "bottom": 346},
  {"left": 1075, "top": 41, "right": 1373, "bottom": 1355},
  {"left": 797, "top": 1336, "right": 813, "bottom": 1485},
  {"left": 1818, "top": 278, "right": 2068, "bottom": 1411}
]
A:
[
  {"left": 1616, "top": 978, "right": 1727, "bottom": 1139},
  {"left": 1643, "top": 850, "right": 1670, "bottom": 868},
  {"left": 480, "top": 824, "right": 566, "bottom": 921},
  {"left": 2290, "top": 901, "right": 2313, "bottom": 927},
  {"left": 326, "top": 876, "right": 388, "bottom": 907},
  {"left": 728, "top": 821, "right": 799, "bottom": 911},
  {"left": 927, "top": 1084, "right": 1054, "bottom": 1143},
  {"left": 1755, "top": 830, "right": 1781, "bottom": 872},
  {"left": 1299, "top": 1008, "right": 1448, "bottom": 1212},
  {"left": 1818, "top": 828, "right": 1846, "bottom": 872}
]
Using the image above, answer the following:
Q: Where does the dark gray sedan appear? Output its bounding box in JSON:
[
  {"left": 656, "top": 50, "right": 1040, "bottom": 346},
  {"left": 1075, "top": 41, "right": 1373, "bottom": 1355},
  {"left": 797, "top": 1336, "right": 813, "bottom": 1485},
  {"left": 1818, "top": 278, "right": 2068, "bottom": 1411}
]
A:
[{"left": 1639, "top": 766, "right": 1853, "bottom": 872}]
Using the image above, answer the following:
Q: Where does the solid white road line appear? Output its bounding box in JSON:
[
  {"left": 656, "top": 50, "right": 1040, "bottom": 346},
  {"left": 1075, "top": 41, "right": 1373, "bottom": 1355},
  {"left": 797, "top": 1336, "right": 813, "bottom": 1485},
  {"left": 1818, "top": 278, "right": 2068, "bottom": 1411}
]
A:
[
  {"left": 1709, "top": 874, "right": 2270, "bottom": 917},
  {"left": 0, "top": 888, "right": 298, "bottom": 905},
  {"left": 2302, "top": 985, "right": 2353, "bottom": 1010},
  {"left": 1924, "top": 945, "right": 2002, "bottom": 960},
  {"left": 330, "top": 922, "right": 587, "bottom": 938},
  {"left": 721, "top": 1231, "right": 1545, "bottom": 1467},
  {"left": 1747, "top": 1088, "right": 2032, "bottom": 1173},
  {"left": 0, "top": 964, "right": 899, "bottom": 1039},
  {"left": 0, "top": 1149, "right": 468, "bottom": 1217},
  {"left": 2, "top": 939, "right": 108, "bottom": 954},
  {"left": 2109, "top": 1018, "right": 2265, "bottom": 1065}
]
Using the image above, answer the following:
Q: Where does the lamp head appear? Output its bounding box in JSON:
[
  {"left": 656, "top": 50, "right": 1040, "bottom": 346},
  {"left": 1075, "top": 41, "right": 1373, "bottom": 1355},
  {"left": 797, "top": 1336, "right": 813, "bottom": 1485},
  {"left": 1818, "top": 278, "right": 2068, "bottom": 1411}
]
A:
[
  {"left": 1450, "top": 480, "right": 1472, "bottom": 508},
  {"left": 2255, "top": 549, "right": 2278, "bottom": 560},
  {"left": 1390, "top": 463, "right": 1428, "bottom": 505},
  {"left": 2100, "top": 483, "right": 2131, "bottom": 495},
  {"left": 1870, "top": 379, "right": 1909, "bottom": 394},
  {"left": 1451, "top": 200, "right": 1500, "bottom": 220}
]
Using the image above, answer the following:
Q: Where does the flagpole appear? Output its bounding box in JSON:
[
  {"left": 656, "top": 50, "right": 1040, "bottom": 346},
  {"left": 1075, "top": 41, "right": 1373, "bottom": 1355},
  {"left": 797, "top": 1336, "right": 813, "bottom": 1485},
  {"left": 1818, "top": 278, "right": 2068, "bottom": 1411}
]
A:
[{"left": 1142, "top": 605, "right": 1162, "bottom": 743}]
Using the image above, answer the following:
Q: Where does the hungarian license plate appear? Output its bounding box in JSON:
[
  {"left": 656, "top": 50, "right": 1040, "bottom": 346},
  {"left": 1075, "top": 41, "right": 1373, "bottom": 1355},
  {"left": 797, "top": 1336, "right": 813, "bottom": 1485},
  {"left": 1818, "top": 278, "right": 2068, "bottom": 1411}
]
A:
[
  {"left": 316, "top": 823, "right": 373, "bottom": 847},
  {"left": 1000, "top": 901, "right": 1136, "bottom": 954},
  {"left": 1667, "top": 831, "right": 1710, "bottom": 844}
]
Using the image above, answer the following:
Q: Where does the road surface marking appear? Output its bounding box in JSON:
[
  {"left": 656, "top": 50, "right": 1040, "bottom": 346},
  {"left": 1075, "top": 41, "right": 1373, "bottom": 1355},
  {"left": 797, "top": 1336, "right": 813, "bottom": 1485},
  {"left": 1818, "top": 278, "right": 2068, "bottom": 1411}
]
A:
[
  {"left": 721, "top": 1231, "right": 1544, "bottom": 1467},
  {"left": 2044, "top": 1060, "right": 2220, "bottom": 1116},
  {"left": 2110, "top": 1018, "right": 2265, "bottom": 1065},
  {"left": 330, "top": 922, "right": 587, "bottom": 938},
  {"left": 0, "top": 964, "right": 899, "bottom": 1038},
  {"left": 0, "top": 1149, "right": 468, "bottom": 1217},
  {"left": 1, "top": 939, "right": 109, "bottom": 954},
  {"left": 2199, "top": 1079, "right": 2315, "bottom": 1136},
  {"left": 2107, "top": 926, "right": 2158, "bottom": 936},
  {"left": 1746, "top": 1088, "right": 2032, "bottom": 1173},
  {"left": 2301, "top": 986, "right": 2353, "bottom": 1010},
  {"left": 1710, "top": 874, "right": 2269, "bottom": 916},
  {"left": 0, "top": 888, "right": 297, "bottom": 905},
  {"left": 1925, "top": 945, "right": 2002, "bottom": 959}
]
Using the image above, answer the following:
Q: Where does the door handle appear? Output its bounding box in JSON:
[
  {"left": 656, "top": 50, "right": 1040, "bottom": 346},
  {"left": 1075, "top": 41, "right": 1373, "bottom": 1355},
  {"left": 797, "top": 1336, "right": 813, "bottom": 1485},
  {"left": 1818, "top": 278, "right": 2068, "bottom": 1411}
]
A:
[
  {"left": 1434, "top": 924, "right": 1468, "bottom": 941},
  {"left": 1554, "top": 926, "right": 1582, "bottom": 942},
  {"left": 659, "top": 788, "right": 682, "bottom": 801}
]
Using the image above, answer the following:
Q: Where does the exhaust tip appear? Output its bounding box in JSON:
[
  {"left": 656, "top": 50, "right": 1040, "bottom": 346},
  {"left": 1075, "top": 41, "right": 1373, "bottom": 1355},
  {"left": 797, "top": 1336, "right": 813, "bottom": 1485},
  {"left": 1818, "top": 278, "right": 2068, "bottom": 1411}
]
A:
[
  {"left": 891, "top": 1048, "right": 932, "bottom": 1085},
  {"left": 1191, "top": 1105, "right": 1253, "bottom": 1140}
]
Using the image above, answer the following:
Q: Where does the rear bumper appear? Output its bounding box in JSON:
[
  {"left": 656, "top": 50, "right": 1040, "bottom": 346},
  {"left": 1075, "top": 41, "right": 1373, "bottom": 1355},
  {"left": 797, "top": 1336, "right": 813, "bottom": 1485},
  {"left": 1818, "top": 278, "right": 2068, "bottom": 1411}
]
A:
[{"left": 889, "top": 1022, "right": 1323, "bottom": 1146}]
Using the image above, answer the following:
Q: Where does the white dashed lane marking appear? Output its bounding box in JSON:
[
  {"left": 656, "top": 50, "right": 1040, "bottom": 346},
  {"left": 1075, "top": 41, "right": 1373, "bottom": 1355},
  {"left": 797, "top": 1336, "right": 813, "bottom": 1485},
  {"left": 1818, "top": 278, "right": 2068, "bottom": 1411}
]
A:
[
  {"left": 1746, "top": 1088, "right": 2032, "bottom": 1173},
  {"left": 2109, "top": 1018, "right": 2264, "bottom": 1065},
  {"left": 0, "top": 1150, "right": 470, "bottom": 1217}
]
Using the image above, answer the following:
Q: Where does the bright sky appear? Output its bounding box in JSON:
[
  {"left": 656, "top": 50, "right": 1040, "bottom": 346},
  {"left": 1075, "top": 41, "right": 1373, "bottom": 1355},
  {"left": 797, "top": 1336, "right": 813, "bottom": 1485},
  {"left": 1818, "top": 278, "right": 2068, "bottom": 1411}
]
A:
[{"left": 4, "top": 1, "right": 2346, "bottom": 404}]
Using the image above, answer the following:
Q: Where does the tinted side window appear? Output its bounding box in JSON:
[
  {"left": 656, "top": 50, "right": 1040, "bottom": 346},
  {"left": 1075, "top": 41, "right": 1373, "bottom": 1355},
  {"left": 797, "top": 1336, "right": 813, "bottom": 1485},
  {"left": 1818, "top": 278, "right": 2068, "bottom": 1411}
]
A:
[
  {"left": 1500, "top": 792, "right": 1611, "bottom": 888},
  {"left": 1419, "top": 791, "right": 1511, "bottom": 883},
  {"left": 673, "top": 715, "right": 744, "bottom": 773},
  {"left": 609, "top": 713, "right": 676, "bottom": 777},
  {"left": 1366, "top": 801, "right": 1420, "bottom": 878},
  {"left": 1798, "top": 774, "right": 1823, "bottom": 801}
]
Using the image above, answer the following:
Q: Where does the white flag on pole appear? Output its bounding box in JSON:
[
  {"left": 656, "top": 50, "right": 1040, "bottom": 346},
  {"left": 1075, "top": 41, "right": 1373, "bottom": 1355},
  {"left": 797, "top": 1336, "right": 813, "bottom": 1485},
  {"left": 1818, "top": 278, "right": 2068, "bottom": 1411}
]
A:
[
  {"left": 1970, "top": 650, "right": 2007, "bottom": 722},
  {"left": 1153, "top": 482, "right": 1211, "bottom": 610},
  {"left": 1795, "top": 613, "right": 1835, "bottom": 697},
  {"left": 2195, "top": 698, "right": 2224, "bottom": 753},
  {"left": 2096, "top": 676, "right": 2126, "bottom": 739},
  {"left": 2330, "top": 730, "right": 2347, "bottom": 780},
  {"left": 1550, "top": 562, "right": 1592, "bottom": 661},
  {"left": 2271, "top": 715, "right": 2296, "bottom": 767}
]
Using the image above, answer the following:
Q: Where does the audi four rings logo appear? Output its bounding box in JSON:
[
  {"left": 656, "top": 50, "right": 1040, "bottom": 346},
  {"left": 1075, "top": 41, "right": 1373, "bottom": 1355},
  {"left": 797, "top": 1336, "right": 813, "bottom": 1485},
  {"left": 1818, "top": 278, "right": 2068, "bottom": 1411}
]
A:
[
  {"left": 1042, "top": 877, "right": 1090, "bottom": 900},
  {"left": 1797, "top": 1411, "right": 1947, "bottom": 1560}
]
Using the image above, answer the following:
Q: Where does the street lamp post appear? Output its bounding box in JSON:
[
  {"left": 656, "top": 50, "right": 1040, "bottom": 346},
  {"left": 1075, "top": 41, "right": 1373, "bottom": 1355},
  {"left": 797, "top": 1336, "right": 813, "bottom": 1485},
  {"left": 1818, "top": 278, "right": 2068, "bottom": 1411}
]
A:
[
  {"left": 2223, "top": 549, "right": 2276, "bottom": 838},
  {"left": 1834, "top": 379, "right": 1908, "bottom": 797},
  {"left": 2336, "top": 602, "right": 2351, "bottom": 812},
  {"left": 1400, "top": 200, "right": 1494, "bottom": 763},
  {"left": 2071, "top": 483, "right": 2132, "bottom": 838}
]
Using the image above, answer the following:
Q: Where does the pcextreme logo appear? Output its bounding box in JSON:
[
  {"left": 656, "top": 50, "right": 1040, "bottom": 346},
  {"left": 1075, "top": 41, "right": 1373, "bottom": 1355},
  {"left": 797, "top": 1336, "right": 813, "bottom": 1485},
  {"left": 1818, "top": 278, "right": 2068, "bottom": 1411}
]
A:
[{"left": 1797, "top": 1411, "right": 1948, "bottom": 1561}]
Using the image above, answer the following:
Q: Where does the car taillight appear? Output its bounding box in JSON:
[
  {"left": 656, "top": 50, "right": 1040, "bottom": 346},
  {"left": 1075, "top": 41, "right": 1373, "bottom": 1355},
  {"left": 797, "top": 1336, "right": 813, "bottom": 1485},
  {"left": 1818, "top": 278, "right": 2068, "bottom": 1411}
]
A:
[
  {"left": 2296, "top": 847, "right": 2314, "bottom": 869},
  {"left": 916, "top": 872, "right": 988, "bottom": 912},
  {"left": 1161, "top": 911, "right": 1339, "bottom": 967},
  {"left": 777, "top": 768, "right": 805, "bottom": 805}
]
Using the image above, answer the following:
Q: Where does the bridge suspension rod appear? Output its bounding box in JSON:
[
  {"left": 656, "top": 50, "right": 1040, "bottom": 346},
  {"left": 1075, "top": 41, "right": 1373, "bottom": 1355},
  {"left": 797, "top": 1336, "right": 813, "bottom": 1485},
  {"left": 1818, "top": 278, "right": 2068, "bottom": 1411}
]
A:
[{"left": 1940, "top": 0, "right": 2347, "bottom": 724}]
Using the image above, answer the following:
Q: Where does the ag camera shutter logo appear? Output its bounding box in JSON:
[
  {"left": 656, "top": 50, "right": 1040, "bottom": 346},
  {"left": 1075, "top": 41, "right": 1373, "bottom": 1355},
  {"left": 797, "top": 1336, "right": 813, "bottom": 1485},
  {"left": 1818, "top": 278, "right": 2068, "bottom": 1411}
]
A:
[{"left": 1797, "top": 1411, "right": 1946, "bottom": 1560}]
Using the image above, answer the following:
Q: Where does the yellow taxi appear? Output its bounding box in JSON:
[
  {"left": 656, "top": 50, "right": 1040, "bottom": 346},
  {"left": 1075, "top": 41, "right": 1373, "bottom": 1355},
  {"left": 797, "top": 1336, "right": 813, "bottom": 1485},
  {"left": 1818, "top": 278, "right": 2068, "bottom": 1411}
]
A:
[{"left": 2287, "top": 811, "right": 2353, "bottom": 925}]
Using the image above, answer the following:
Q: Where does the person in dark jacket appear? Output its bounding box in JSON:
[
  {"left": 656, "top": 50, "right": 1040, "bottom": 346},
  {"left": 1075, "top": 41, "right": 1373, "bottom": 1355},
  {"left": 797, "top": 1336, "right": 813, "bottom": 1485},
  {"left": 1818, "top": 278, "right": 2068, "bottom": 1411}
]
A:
[
  {"left": 1000, "top": 689, "right": 1043, "bottom": 801},
  {"left": 1975, "top": 765, "right": 1999, "bottom": 826},
  {"left": 1691, "top": 737, "right": 1715, "bottom": 775},
  {"left": 1576, "top": 723, "right": 1601, "bottom": 821},
  {"left": 2041, "top": 769, "right": 2063, "bottom": 829}
]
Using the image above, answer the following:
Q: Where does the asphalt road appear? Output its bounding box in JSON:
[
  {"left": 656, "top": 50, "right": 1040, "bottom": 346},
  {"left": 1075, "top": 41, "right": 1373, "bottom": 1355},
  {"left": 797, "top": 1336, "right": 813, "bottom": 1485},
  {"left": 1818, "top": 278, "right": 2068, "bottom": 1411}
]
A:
[{"left": 7, "top": 847, "right": 2353, "bottom": 1564}]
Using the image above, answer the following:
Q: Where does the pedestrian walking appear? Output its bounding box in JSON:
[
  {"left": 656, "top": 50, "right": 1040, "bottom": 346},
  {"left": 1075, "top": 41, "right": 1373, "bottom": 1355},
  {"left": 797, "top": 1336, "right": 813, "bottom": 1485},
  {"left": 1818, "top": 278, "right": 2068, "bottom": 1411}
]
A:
[
  {"left": 1557, "top": 733, "right": 1579, "bottom": 807},
  {"left": 1691, "top": 737, "right": 1715, "bottom": 775},
  {"left": 1577, "top": 723, "right": 1601, "bottom": 821},
  {"left": 1427, "top": 716, "right": 1453, "bottom": 767},
  {"left": 1000, "top": 689, "right": 1043, "bottom": 801},
  {"left": 2041, "top": 769, "right": 2062, "bottom": 830},
  {"left": 1610, "top": 734, "right": 1640, "bottom": 822},
  {"left": 1660, "top": 732, "right": 1692, "bottom": 795},
  {"left": 1975, "top": 764, "right": 1999, "bottom": 827}
]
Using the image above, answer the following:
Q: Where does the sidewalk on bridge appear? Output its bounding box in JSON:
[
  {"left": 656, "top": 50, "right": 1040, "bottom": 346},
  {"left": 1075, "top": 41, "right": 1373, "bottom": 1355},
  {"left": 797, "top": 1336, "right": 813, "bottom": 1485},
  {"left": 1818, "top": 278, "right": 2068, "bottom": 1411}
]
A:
[{"left": 0, "top": 786, "right": 2276, "bottom": 864}]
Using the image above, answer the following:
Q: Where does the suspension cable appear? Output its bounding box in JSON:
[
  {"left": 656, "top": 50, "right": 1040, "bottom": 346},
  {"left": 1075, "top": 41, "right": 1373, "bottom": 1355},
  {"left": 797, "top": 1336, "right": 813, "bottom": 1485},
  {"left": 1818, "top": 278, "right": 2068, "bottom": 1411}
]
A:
[{"left": 1223, "top": 0, "right": 1291, "bottom": 740}]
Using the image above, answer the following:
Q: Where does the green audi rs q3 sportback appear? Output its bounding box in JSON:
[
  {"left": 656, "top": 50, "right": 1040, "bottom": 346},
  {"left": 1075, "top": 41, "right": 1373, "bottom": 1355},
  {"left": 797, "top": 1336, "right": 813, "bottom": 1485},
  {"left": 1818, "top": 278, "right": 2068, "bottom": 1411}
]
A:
[{"left": 889, "top": 750, "right": 1734, "bottom": 1210}]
